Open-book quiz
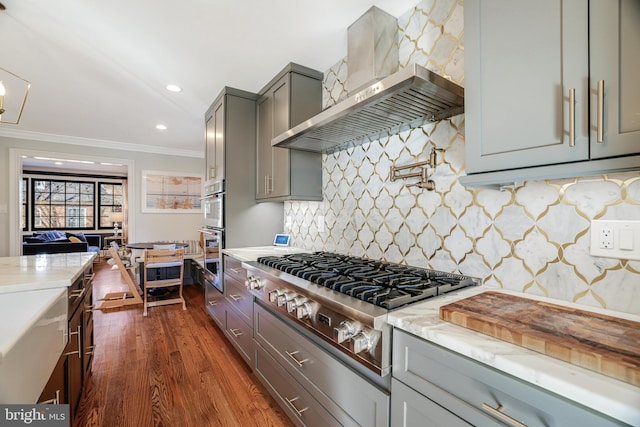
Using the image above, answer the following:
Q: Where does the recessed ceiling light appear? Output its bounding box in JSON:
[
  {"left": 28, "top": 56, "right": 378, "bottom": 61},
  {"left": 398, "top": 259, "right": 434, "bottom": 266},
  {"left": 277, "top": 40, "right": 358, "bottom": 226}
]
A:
[
  {"left": 156, "top": 124, "right": 167, "bottom": 130},
  {"left": 165, "top": 84, "right": 182, "bottom": 93}
]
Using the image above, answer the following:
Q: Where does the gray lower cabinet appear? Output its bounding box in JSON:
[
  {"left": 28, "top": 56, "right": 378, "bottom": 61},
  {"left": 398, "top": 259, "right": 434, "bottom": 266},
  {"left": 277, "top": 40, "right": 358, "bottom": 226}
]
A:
[
  {"left": 392, "top": 329, "right": 626, "bottom": 427},
  {"left": 462, "top": 0, "right": 640, "bottom": 186},
  {"left": 256, "top": 63, "right": 323, "bottom": 202},
  {"left": 254, "top": 303, "right": 390, "bottom": 427},
  {"left": 222, "top": 256, "right": 253, "bottom": 366},
  {"left": 391, "top": 378, "right": 471, "bottom": 427}
]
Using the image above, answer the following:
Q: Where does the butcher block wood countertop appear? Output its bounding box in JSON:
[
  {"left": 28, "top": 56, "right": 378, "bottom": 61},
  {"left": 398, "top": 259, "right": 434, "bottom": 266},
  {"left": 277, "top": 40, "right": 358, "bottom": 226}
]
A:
[
  {"left": 387, "top": 287, "right": 640, "bottom": 426},
  {"left": 440, "top": 291, "right": 640, "bottom": 387}
]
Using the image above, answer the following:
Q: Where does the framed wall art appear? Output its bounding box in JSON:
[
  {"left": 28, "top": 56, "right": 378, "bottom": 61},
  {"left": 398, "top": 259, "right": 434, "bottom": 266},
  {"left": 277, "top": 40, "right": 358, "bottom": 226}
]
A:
[{"left": 141, "top": 170, "right": 202, "bottom": 213}]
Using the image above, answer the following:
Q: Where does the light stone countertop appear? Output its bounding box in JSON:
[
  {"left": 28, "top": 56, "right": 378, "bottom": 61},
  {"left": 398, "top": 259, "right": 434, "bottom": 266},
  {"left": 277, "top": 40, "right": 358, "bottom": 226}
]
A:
[
  {"left": 388, "top": 286, "right": 640, "bottom": 426},
  {"left": 0, "top": 252, "right": 96, "bottom": 294},
  {"left": 222, "top": 246, "right": 309, "bottom": 262}
]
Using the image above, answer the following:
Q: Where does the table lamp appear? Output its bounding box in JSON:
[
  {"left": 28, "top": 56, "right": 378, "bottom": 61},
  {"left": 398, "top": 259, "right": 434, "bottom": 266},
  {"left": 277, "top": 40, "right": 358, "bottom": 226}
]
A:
[{"left": 110, "top": 212, "right": 124, "bottom": 236}]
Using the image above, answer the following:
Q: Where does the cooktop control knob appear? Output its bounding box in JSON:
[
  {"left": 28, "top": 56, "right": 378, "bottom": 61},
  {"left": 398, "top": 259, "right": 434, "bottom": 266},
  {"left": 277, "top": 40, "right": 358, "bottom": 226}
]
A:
[
  {"left": 295, "top": 302, "right": 313, "bottom": 320},
  {"left": 276, "top": 291, "right": 295, "bottom": 307},
  {"left": 286, "top": 296, "right": 307, "bottom": 313},
  {"left": 245, "top": 276, "right": 263, "bottom": 290},
  {"left": 351, "top": 330, "right": 373, "bottom": 353},
  {"left": 334, "top": 321, "right": 359, "bottom": 343},
  {"left": 268, "top": 289, "right": 284, "bottom": 303}
]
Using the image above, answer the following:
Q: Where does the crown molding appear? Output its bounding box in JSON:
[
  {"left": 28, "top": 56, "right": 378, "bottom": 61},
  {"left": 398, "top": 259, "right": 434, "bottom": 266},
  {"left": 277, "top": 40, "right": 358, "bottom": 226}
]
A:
[{"left": 0, "top": 128, "right": 202, "bottom": 158}]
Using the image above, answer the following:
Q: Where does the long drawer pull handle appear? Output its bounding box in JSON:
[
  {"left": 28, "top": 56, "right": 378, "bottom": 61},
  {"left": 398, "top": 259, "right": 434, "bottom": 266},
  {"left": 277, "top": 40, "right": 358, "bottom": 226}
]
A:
[
  {"left": 285, "top": 396, "right": 308, "bottom": 417},
  {"left": 38, "top": 389, "right": 60, "bottom": 405},
  {"left": 285, "top": 350, "right": 308, "bottom": 367},
  {"left": 568, "top": 88, "right": 576, "bottom": 147},
  {"left": 482, "top": 403, "right": 527, "bottom": 427},
  {"left": 208, "top": 300, "right": 218, "bottom": 306},
  {"left": 228, "top": 268, "right": 242, "bottom": 274},
  {"left": 84, "top": 273, "right": 96, "bottom": 283},
  {"left": 69, "top": 287, "right": 86, "bottom": 301},
  {"left": 229, "top": 294, "right": 242, "bottom": 302},
  {"left": 229, "top": 328, "right": 243, "bottom": 337},
  {"left": 597, "top": 79, "right": 604, "bottom": 142}
]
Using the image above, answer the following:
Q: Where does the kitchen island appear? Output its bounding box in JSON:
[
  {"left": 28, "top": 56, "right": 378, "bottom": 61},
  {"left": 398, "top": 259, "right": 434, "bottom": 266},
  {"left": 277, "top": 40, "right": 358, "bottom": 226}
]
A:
[
  {"left": 388, "top": 287, "right": 640, "bottom": 426},
  {"left": 0, "top": 252, "right": 96, "bottom": 405}
]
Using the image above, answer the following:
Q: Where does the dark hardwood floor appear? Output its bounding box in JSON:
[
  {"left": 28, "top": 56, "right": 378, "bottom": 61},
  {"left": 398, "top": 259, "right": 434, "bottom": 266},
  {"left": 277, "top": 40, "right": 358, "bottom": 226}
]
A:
[{"left": 75, "top": 261, "right": 294, "bottom": 427}]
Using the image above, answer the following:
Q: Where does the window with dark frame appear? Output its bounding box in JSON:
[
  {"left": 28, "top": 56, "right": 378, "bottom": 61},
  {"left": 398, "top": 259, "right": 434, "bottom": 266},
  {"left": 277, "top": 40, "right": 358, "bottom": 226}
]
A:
[
  {"left": 32, "top": 179, "right": 95, "bottom": 230},
  {"left": 98, "top": 182, "right": 124, "bottom": 228}
]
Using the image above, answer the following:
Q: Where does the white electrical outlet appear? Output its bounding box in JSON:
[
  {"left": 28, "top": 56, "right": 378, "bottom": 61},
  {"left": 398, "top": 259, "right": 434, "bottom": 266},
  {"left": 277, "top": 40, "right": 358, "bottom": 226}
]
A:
[
  {"left": 590, "top": 220, "right": 640, "bottom": 260},
  {"left": 600, "top": 226, "right": 613, "bottom": 249}
]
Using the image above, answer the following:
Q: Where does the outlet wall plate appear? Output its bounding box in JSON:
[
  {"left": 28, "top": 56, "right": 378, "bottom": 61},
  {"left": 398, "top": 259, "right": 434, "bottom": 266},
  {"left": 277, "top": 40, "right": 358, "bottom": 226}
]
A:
[{"left": 590, "top": 220, "right": 640, "bottom": 260}]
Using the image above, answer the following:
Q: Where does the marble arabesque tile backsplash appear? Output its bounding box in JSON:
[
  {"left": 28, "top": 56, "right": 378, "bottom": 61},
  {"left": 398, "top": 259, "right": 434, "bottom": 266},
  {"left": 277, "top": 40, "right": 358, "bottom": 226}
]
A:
[{"left": 284, "top": 0, "right": 640, "bottom": 314}]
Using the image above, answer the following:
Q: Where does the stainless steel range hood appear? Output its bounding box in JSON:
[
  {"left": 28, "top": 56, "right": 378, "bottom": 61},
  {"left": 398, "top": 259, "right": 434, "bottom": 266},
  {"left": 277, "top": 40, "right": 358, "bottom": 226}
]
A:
[{"left": 271, "top": 7, "right": 464, "bottom": 154}]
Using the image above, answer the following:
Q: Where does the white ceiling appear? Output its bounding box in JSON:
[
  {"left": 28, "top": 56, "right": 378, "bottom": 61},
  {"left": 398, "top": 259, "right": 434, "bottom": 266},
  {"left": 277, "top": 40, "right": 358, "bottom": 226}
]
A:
[{"left": 0, "top": 0, "right": 419, "bottom": 159}]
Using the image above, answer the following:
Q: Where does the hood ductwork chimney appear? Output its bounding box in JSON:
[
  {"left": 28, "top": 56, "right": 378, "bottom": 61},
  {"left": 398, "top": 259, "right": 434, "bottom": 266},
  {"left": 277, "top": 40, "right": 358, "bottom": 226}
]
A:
[
  {"left": 347, "top": 7, "right": 398, "bottom": 95},
  {"left": 272, "top": 6, "right": 464, "bottom": 154}
]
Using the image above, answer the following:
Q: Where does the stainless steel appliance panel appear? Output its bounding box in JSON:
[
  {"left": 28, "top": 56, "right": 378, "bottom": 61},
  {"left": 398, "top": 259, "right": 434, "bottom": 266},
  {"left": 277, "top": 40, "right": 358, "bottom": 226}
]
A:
[{"left": 203, "top": 193, "right": 224, "bottom": 229}]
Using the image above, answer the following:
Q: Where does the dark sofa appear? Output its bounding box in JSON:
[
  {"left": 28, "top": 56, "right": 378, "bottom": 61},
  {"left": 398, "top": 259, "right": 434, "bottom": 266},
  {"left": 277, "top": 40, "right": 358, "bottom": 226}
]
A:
[{"left": 22, "top": 231, "right": 102, "bottom": 255}]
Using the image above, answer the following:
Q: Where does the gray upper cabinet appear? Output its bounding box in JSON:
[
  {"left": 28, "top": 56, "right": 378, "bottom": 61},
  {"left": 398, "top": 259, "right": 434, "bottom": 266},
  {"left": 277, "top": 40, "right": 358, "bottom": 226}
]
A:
[
  {"left": 205, "top": 95, "right": 226, "bottom": 183},
  {"left": 256, "top": 63, "right": 323, "bottom": 201},
  {"left": 462, "top": 0, "right": 640, "bottom": 186},
  {"left": 590, "top": 0, "right": 640, "bottom": 159},
  {"left": 464, "top": 0, "right": 589, "bottom": 174}
]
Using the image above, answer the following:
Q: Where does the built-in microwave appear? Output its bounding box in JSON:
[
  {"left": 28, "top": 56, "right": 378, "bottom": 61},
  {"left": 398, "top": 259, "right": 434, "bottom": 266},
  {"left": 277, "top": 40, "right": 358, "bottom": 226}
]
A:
[{"left": 203, "top": 192, "right": 223, "bottom": 229}]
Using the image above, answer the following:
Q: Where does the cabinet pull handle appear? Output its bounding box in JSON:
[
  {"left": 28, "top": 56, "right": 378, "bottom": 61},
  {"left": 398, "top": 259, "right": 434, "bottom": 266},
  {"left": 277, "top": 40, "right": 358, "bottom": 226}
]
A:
[
  {"left": 208, "top": 300, "right": 218, "bottom": 306},
  {"left": 285, "top": 396, "right": 308, "bottom": 417},
  {"left": 210, "top": 166, "right": 215, "bottom": 180},
  {"left": 38, "top": 389, "right": 60, "bottom": 405},
  {"left": 64, "top": 325, "right": 82, "bottom": 359},
  {"left": 228, "top": 268, "right": 242, "bottom": 274},
  {"left": 482, "top": 403, "right": 527, "bottom": 427},
  {"left": 86, "top": 345, "right": 96, "bottom": 356},
  {"left": 264, "top": 175, "right": 268, "bottom": 194},
  {"left": 84, "top": 273, "right": 96, "bottom": 283},
  {"left": 568, "top": 88, "right": 576, "bottom": 147},
  {"left": 597, "top": 79, "right": 604, "bottom": 143},
  {"left": 285, "top": 350, "right": 308, "bottom": 367},
  {"left": 229, "top": 328, "right": 243, "bottom": 337},
  {"left": 228, "top": 294, "right": 242, "bottom": 302},
  {"left": 69, "top": 287, "right": 86, "bottom": 301}
]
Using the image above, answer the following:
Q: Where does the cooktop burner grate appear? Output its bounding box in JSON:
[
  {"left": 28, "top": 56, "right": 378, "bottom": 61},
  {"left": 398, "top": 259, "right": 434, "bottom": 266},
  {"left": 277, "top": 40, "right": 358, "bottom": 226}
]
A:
[{"left": 257, "top": 252, "right": 478, "bottom": 309}]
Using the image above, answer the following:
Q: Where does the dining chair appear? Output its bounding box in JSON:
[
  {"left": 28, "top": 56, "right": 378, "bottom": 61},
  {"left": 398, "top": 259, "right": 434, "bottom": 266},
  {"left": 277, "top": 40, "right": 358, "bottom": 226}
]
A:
[{"left": 142, "top": 245, "right": 186, "bottom": 316}]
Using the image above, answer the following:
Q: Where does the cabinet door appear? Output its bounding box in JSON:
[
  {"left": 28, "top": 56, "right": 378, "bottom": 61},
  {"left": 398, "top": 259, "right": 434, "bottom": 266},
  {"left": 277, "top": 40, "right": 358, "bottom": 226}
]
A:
[
  {"left": 256, "top": 94, "right": 273, "bottom": 199},
  {"left": 590, "top": 0, "right": 640, "bottom": 159},
  {"left": 205, "top": 100, "right": 225, "bottom": 182},
  {"left": 391, "top": 379, "right": 472, "bottom": 427},
  {"left": 67, "top": 306, "right": 83, "bottom": 420},
  {"left": 38, "top": 354, "right": 67, "bottom": 405},
  {"left": 465, "top": 0, "right": 589, "bottom": 174},
  {"left": 271, "top": 77, "right": 291, "bottom": 198}
]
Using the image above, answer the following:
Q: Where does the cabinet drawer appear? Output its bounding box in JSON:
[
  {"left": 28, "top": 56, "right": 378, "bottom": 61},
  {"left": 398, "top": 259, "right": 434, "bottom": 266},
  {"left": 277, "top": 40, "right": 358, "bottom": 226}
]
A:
[
  {"left": 205, "top": 281, "right": 225, "bottom": 329},
  {"left": 255, "top": 344, "right": 340, "bottom": 427},
  {"left": 391, "top": 378, "right": 471, "bottom": 427},
  {"left": 226, "top": 305, "right": 253, "bottom": 365},
  {"left": 393, "top": 329, "right": 624, "bottom": 427},
  {"left": 254, "top": 303, "right": 389, "bottom": 427},
  {"left": 225, "top": 275, "right": 252, "bottom": 321},
  {"left": 224, "top": 256, "right": 246, "bottom": 282}
]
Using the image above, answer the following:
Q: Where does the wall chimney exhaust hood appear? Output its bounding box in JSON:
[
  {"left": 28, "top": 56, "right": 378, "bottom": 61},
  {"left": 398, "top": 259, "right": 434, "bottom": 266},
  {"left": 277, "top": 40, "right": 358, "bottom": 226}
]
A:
[{"left": 272, "top": 7, "right": 464, "bottom": 154}]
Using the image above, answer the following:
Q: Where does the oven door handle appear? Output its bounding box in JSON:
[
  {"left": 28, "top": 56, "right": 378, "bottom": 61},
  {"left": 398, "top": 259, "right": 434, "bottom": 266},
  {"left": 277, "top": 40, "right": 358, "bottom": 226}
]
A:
[{"left": 285, "top": 350, "right": 308, "bottom": 367}]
